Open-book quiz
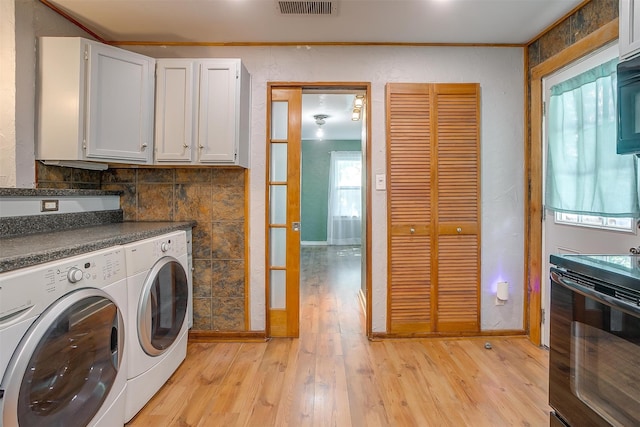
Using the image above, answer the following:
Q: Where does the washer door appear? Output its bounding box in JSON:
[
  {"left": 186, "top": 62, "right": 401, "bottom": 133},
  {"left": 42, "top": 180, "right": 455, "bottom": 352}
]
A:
[
  {"left": 138, "top": 256, "right": 188, "bottom": 356},
  {"left": 1, "top": 288, "right": 124, "bottom": 427}
]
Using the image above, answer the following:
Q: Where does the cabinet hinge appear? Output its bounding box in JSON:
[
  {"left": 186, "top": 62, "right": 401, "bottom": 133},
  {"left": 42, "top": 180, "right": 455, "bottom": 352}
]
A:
[
  {"left": 541, "top": 308, "right": 545, "bottom": 324},
  {"left": 236, "top": 69, "right": 239, "bottom": 79},
  {"left": 82, "top": 139, "right": 87, "bottom": 149},
  {"left": 84, "top": 48, "right": 88, "bottom": 61},
  {"left": 542, "top": 101, "right": 546, "bottom": 117}
]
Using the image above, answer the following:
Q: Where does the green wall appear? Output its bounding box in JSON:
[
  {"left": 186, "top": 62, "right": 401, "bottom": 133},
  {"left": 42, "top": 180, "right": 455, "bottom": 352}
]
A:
[{"left": 301, "top": 139, "right": 361, "bottom": 242}]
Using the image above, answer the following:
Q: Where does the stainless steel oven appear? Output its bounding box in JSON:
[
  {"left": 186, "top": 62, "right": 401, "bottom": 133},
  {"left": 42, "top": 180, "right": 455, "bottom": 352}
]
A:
[{"left": 549, "top": 254, "right": 640, "bottom": 427}]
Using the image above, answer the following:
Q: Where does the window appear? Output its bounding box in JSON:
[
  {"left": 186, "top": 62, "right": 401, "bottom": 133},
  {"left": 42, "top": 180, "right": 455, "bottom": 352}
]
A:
[
  {"left": 544, "top": 47, "right": 640, "bottom": 219},
  {"left": 327, "top": 151, "right": 362, "bottom": 245},
  {"left": 554, "top": 212, "right": 636, "bottom": 233}
]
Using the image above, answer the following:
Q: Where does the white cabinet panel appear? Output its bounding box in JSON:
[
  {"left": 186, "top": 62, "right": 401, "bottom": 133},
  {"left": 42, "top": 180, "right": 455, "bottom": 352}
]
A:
[
  {"left": 198, "top": 60, "right": 237, "bottom": 163},
  {"left": 37, "top": 37, "right": 155, "bottom": 165},
  {"left": 154, "top": 58, "right": 250, "bottom": 167},
  {"left": 155, "top": 61, "right": 195, "bottom": 162}
]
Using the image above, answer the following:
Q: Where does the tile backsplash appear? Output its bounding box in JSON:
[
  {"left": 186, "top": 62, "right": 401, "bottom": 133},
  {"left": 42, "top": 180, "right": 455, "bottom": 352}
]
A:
[{"left": 36, "top": 162, "right": 247, "bottom": 332}]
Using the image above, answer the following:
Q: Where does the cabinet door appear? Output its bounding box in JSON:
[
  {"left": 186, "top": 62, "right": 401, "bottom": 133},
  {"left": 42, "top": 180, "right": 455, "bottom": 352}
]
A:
[
  {"left": 197, "top": 60, "right": 238, "bottom": 163},
  {"left": 85, "top": 42, "right": 154, "bottom": 163},
  {"left": 620, "top": 0, "right": 640, "bottom": 59},
  {"left": 155, "top": 60, "right": 195, "bottom": 162},
  {"left": 433, "top": 84, "right": 480, "bottom": 333},
  {"left": 387, "top": 84, "right": 433, "bottom": 334}
]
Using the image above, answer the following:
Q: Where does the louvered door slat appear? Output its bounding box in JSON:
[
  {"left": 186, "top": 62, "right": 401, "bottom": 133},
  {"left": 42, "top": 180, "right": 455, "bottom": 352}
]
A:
[
  {"left": 389, "top": 235, "right": 431, "bottom": 331},
  {"left": 437, "top": 235, "right": 479, "bottom": 331}
]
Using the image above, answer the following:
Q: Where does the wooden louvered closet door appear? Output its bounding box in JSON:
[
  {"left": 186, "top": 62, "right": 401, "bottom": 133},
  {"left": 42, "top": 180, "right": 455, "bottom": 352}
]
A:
[{"left": 387, "top": 83, "right": 480, "bottom": 335}]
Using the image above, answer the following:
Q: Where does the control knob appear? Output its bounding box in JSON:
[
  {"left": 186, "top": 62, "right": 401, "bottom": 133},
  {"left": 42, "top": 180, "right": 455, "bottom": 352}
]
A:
[
  {"left": 67, "top": 267, "right": 84, "bottom": 283},
  {"left": 160, "top": 242, "right": 170, "bottom": 252}
]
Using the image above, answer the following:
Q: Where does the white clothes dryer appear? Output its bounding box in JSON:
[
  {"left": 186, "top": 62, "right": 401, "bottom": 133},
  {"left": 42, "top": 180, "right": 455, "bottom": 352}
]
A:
[
  {"left": 123, "top": 230, "right": 190, "bottom": 422},
  {"left": 0, "top": 246, "right": 128, "bottom": 427}
]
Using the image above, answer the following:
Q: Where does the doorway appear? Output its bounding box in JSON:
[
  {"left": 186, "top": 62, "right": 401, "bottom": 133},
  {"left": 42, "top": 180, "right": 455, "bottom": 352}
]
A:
[
  {"left": 540, "top": 42, "right": 639, "bottom": 346},
  {"left": 265, "top": 83, "right": 372, "bottom": 338}
]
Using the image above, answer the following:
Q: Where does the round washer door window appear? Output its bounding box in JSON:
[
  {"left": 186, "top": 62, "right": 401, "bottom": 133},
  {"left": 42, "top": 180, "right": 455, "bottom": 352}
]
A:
[
  {"left": 138, "top": 257, "right": 188, "bottom": 356},
  {"left": 2, "top": 288, "right": 124, "bottom": 427}
]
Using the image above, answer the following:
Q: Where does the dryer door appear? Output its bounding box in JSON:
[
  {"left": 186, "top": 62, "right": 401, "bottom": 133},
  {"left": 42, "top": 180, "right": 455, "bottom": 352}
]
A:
[
  {"left": 1, "top": 288, "right": 124, "bottom": 427},
  {"left": 138, "top": 257, "right": 188, "bottom": 356}
]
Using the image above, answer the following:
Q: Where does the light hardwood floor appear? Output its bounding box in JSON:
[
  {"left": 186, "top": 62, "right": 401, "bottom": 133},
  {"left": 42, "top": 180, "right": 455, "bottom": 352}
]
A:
[{"left": 127, "top": 246, "right": 550, "bottom": 426}]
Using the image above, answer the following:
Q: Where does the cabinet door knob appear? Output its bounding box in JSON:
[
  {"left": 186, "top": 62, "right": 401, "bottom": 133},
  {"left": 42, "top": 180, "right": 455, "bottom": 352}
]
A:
[
  {"left": 410, "top": 227, "right": 415, "bottom": 234},
  {"left": 457, "top": 227, "right": 462, "bottom": 233},
  {"left": 183, "top": 144, "right": 189, "bottom": 149},
  {"left": 141, "top": 143, "right": 148, "bottom": 149}
]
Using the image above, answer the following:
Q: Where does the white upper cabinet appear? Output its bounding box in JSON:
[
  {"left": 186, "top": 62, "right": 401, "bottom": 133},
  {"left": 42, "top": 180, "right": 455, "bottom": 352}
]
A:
[
  {"left": 37, "top": 37, "right": 155, "bottom": 165},
  {"left": 620, "top": 0, "right": 640, "bottom": 59},
  {"left": 154, "top": 60, "right": 196, "bottom": 163},
  {"left": 154, "top": 58, "right": 250, "bottom": 167}
]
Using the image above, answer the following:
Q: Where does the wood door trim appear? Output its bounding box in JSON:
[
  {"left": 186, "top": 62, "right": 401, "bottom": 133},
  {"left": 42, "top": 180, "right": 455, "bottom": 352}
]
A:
[
  {"left": 265, "top": 82, "right": 373, "bottom": 338},
  {"left": 525, "top": 19, "right": 618, "bottom": 345}
]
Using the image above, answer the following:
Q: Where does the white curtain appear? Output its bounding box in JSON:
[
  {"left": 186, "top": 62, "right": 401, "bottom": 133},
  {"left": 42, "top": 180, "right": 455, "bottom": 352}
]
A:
[
  {"left": 546, "top": 58, "right": 640, "bottom": 217},
  {"left": 327, "top": 151, "right": 362, "bottom": 245}
]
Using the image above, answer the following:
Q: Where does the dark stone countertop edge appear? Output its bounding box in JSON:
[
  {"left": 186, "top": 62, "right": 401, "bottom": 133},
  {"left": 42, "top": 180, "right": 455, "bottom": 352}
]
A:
[
  {"left": 0, "top": 221, "right": 196, "bottom": 273},
  {"left": 0, "top": 188, "right": 123, "bottom": 197}
]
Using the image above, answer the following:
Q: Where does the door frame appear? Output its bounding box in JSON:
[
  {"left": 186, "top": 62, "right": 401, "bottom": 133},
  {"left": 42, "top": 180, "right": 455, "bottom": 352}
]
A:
[
  {"left": 526, "top": 20, "right": 618, "bottom": 345},
  {"left": 265, "top": 82, "right": 373, "bottom": 338}
]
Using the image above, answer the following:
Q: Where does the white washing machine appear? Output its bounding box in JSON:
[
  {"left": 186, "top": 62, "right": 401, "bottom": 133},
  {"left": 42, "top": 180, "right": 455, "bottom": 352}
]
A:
[
  {"left": 123, "top": 230, "right": 190, "bottom": 422},
  {"left": 0, "top": 246, "right": 128, "bottom": 427}
]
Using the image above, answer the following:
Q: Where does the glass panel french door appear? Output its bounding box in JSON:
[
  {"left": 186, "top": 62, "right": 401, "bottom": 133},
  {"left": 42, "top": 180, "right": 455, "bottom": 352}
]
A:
[{"left": 267, "top": 87, "right": 301, "bottom": 337}]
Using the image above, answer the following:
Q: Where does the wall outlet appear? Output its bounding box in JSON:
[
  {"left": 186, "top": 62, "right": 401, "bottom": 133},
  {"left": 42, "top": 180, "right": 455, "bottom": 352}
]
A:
[{"left": 41, "top": 199, "right": 59, "bottom": 212}]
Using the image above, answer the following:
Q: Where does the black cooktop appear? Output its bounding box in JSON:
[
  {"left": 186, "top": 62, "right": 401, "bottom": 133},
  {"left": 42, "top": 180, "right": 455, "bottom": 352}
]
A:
[{"left": 550, "top": 254, "right": 640, "bottom": 293}]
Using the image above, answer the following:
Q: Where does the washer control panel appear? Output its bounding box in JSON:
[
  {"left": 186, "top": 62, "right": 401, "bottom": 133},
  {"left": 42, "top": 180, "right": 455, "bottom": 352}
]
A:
[
  {"left": 124, "top": 231, "right": 188, "bottom": 275},
  {"left": 0, "top": 247, "right": 125, "bottom": 324}
]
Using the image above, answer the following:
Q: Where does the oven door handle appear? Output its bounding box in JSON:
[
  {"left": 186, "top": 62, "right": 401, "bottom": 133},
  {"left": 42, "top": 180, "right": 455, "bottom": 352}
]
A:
[{"left": 551, "top": 270, "right": 640, "bottom": 317}]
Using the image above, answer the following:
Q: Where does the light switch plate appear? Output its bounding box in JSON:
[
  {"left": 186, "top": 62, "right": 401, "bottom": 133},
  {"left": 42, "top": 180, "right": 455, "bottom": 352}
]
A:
[{"left": 375, "top": 173, "right": 386, "bottom": 190}]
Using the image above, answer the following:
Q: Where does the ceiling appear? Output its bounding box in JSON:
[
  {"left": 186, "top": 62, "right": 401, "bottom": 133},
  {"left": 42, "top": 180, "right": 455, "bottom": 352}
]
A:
[
  {"left": 42, "top": 0, "right": 584, "bottom": 141},
  {"left": 44, "top": 0, "right": 583, "bottom": 45},
  {"left": 302, "top": 93, "right": 364, "bottom": 141}
]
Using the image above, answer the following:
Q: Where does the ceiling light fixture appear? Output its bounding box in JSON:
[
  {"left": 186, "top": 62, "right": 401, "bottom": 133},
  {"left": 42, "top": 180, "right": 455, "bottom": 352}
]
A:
[
  {"left": 314, "top": 114, "right": 328, "bottom": 125},
  {"left": 352, "top": 95, "right": 364, "bottom": 121},
  {"left": 313, "top": 114, "right": 329, "bottom": 140}
]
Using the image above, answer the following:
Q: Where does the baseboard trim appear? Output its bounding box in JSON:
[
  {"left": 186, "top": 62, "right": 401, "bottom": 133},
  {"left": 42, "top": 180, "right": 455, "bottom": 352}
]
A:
[
  {"left": 188, "top": 330, "right": 268, "bottom": 343},
  {"left": 370, "top": 329, "right": 527, "bottom": 340}
]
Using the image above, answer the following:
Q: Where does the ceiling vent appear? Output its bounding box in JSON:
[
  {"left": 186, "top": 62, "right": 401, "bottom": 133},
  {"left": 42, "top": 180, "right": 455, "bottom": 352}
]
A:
[{"left": 276, "top": 1, "right": 337, "bottom": 15}]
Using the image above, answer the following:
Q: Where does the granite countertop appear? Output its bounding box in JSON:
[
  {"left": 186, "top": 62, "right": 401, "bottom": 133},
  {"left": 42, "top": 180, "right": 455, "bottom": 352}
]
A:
[
  {"left": 0, "top": 221, "right": 196, "bottom": 273},
  {"left": 0, "top": 188, "right": 122, "bottom": 197}
]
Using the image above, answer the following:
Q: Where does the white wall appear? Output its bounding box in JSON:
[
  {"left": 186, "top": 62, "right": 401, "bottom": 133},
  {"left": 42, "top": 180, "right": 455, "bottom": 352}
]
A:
[
  {"left": 0, "top": 0, "right": 17, "bottom": 187},
  {"left": 10, "top": 2, "right": 526, "bottom": 333},
  {"left": 5, "top": 0, "right": 93, "bottom": 188},
  {"left": 126, "top": 44, "right": 526, "bottom": 333}
]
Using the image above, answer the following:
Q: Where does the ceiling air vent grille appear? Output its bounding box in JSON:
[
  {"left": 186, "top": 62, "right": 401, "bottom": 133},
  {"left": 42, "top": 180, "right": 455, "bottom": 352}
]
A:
[{"left": 277, "top": 1, "right": 336, "bottom": 15}]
